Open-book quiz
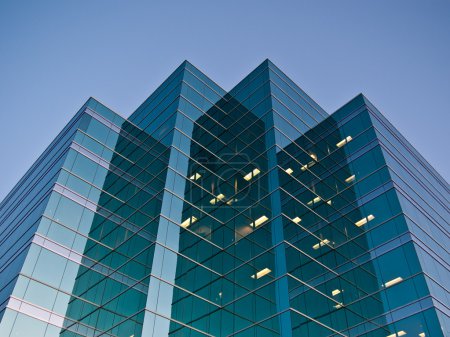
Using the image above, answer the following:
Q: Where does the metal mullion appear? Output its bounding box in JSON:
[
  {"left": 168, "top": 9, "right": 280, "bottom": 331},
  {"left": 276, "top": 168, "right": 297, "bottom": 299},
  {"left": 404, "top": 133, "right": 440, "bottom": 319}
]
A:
[
  {"left": 50, "top": 186, "right": 160, "bottom": 246},
  {"left": 270, "top": 87, "right": 319, "bottom": 134},
  {"left": 175, "top": 105, "right": 227, "bottom": 147},
  {"left": 85, "top": 107, "right": 158, "bottom": 155},
  {"left": 144, "top": 307, "right": 214, "bottom": 337},
  {"left": 220, "top": 239, "right": 282, "bottom": 282},
  {"left": 226, "top": 307, "right": 291, "bottom": 337},
  {"left": 392, "top": 176, "right": 450, "bottom": 237},
  {"left": 31, "top": 236, "right": 151, "bottom": 300},
  {"left": 158, "top": 213, "right": 222, "bottom": 252},
  {"left": 278, "top": 182, "right": 394, "bottom": 257},
  {"left": 405, "top": 214, "right": 450, "bottom": 259},
  {"left": 280, "top": 143, "right": 386, "bottom": 203},
  {"left": 151, "top": 240, "right": 222, "bottom": 280},
  {"left": 70, "top": 142, "right": 163, "bottom": 196},
  {"left": 40, "top": 213, "right": 118, "bottom": 254},
  {"left": 274, "top": 123, "right": 381, "bottom": 198}
]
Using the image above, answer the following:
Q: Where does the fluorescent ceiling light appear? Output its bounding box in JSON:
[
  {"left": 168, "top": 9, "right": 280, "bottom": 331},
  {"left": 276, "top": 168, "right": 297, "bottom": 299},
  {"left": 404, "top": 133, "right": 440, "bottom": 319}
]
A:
[
  {"left": 334, "top": 303, "right": 343, "bottom": 309},
  {"left": 331, "top": 289, "right": 341, "bottom": 296},
  {"left": 384, "top": 277, "right": 403, "bottom": 288},
  {"left": 301, "top": 164, "right": 308, "bottom": 171},
  {"left": 285, "top": 168, "right": 294, "bottom": 175},
  {"left": 307, "top": 196, "right": 322, "bottom": 206},
  {"left": 345, "top": 175, "right": 356, "bottom": 183},
  {"left": 209, "top": 193, "right": 225, "bottom": 205},
  {"left": 386, "top": 331, "right": 406, "bottom": 337},
  {"left": 252, "top": 215, "right": 268, "bottom": 228},
  {"left": 181, "top": 216, "right": 197, "bottom": 228},
  {"left": 419, "top": 333, "right": 425, "bottom": 337},
  {"left": 355, "top": 214, "right": 375, "bottom": 227},
  {"left": 310, "top": 152, "right": 318, "bottom": 161},
  {"left": 326, "top": 200, "right": 332, "bottom": 205},
  {"left": 251, "top": 267, "right": 271, "bottom": 279},
  {"left": 189, "top": 173, "right": 201, "bottom": 181},
  {"left": 243, "top": 168, "right": 261, "bottom": 181},
  {"left": 292, "top": 216, "right": 301, "bottom": 224},
  {"left": 336, "top": 136, "right": 353, "bottom": 148},
  {"left": 312, "top": 238, "right": 330, "bottom": 250}
]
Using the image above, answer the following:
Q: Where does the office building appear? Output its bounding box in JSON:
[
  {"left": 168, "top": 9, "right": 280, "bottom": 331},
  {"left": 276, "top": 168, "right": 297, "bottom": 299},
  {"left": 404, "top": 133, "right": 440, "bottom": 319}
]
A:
[{"left": 0, "top": 60, "right": 448, "bottom": 336}]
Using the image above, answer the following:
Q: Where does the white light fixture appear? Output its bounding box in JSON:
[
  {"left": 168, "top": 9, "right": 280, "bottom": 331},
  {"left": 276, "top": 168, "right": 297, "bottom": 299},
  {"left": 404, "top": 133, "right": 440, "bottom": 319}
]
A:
[
  {"left": 386, "top": 331, "right": 406, "bottom": 337},
  {"left": 285, "top": 168, "right": 294, "bottom": 175},
  {"left": 310, "top": 152, "right": 318, "bottom": 161},
  {"left": 309, "top": 152, "right": 317, "bottom": 161},
  {"left": 251, "top": 267, "right": 271, "bottom": 279},
  {"left": 209, "top": 193, "right": 225, "bottom": 205},
  {"left": 345, "top": 175, "right": 356, "bottom": 183},
  {"left": 181, "top": 216, "right": 197, "bottom": 229},
  {"left": 419, "top": 333, "right": 425, "bottom": 337},
  {"left": 301, "top": 164, "right": 308, "bottom": 171},
  {"left": 292, "top": 216, "right": 301, "bottom": 224},
  {"left": 243, "top": 168, "right": 261, "bottom": 181},
  {"left": 384, "top": 277, "right": 403, "bottom": 288},
  {"left": 336, "top": 136, "right": 353, "bottom": 148},
  {"left": 189, "top": 173, "right": 201, "bottom": 181},
  {"left": 331, "top": 289, "right": 341, "bottom": 296},
  {"left": 326, "top": 200, "right": 332, "bottom": 205},
  {"left": 252, "top": 215, "right": 268, "bottom": 228},
  {"left": 307, "top": 196, "right": 322, "bottom": 206},
  {"left": 312, "top": 238, "right": 330, "bottom": 250},
  {"left": 355, "top": 214, "right": 375, "bottom": 227},
  {"left": 334, "top": 303, "right": 343, "bottom": 309}
]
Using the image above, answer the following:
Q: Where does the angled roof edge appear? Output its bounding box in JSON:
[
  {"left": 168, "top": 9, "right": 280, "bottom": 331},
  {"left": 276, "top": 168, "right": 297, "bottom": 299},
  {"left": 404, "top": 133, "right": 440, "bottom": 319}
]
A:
[
  {"left": 129, "top": 59, "right": 328, "bottom": 121},
  {"left": 266, "top": 59, "right": 328, "bottom": 117},
  {"left": 129, "top": 61, "right": 187, "bottom": 121}
]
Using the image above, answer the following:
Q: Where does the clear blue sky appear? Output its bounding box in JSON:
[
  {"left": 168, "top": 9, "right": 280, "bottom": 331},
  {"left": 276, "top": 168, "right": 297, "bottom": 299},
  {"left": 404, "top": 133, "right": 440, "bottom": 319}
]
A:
[{"left": 0, "top": 0, "right": 449, "bottom": 200}]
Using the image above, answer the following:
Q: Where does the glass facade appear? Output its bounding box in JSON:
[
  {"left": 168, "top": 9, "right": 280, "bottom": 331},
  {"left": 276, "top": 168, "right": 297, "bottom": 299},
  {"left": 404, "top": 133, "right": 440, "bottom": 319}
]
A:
[{"left": 0, "top": 60, "right": 448, "bottom": 337}]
